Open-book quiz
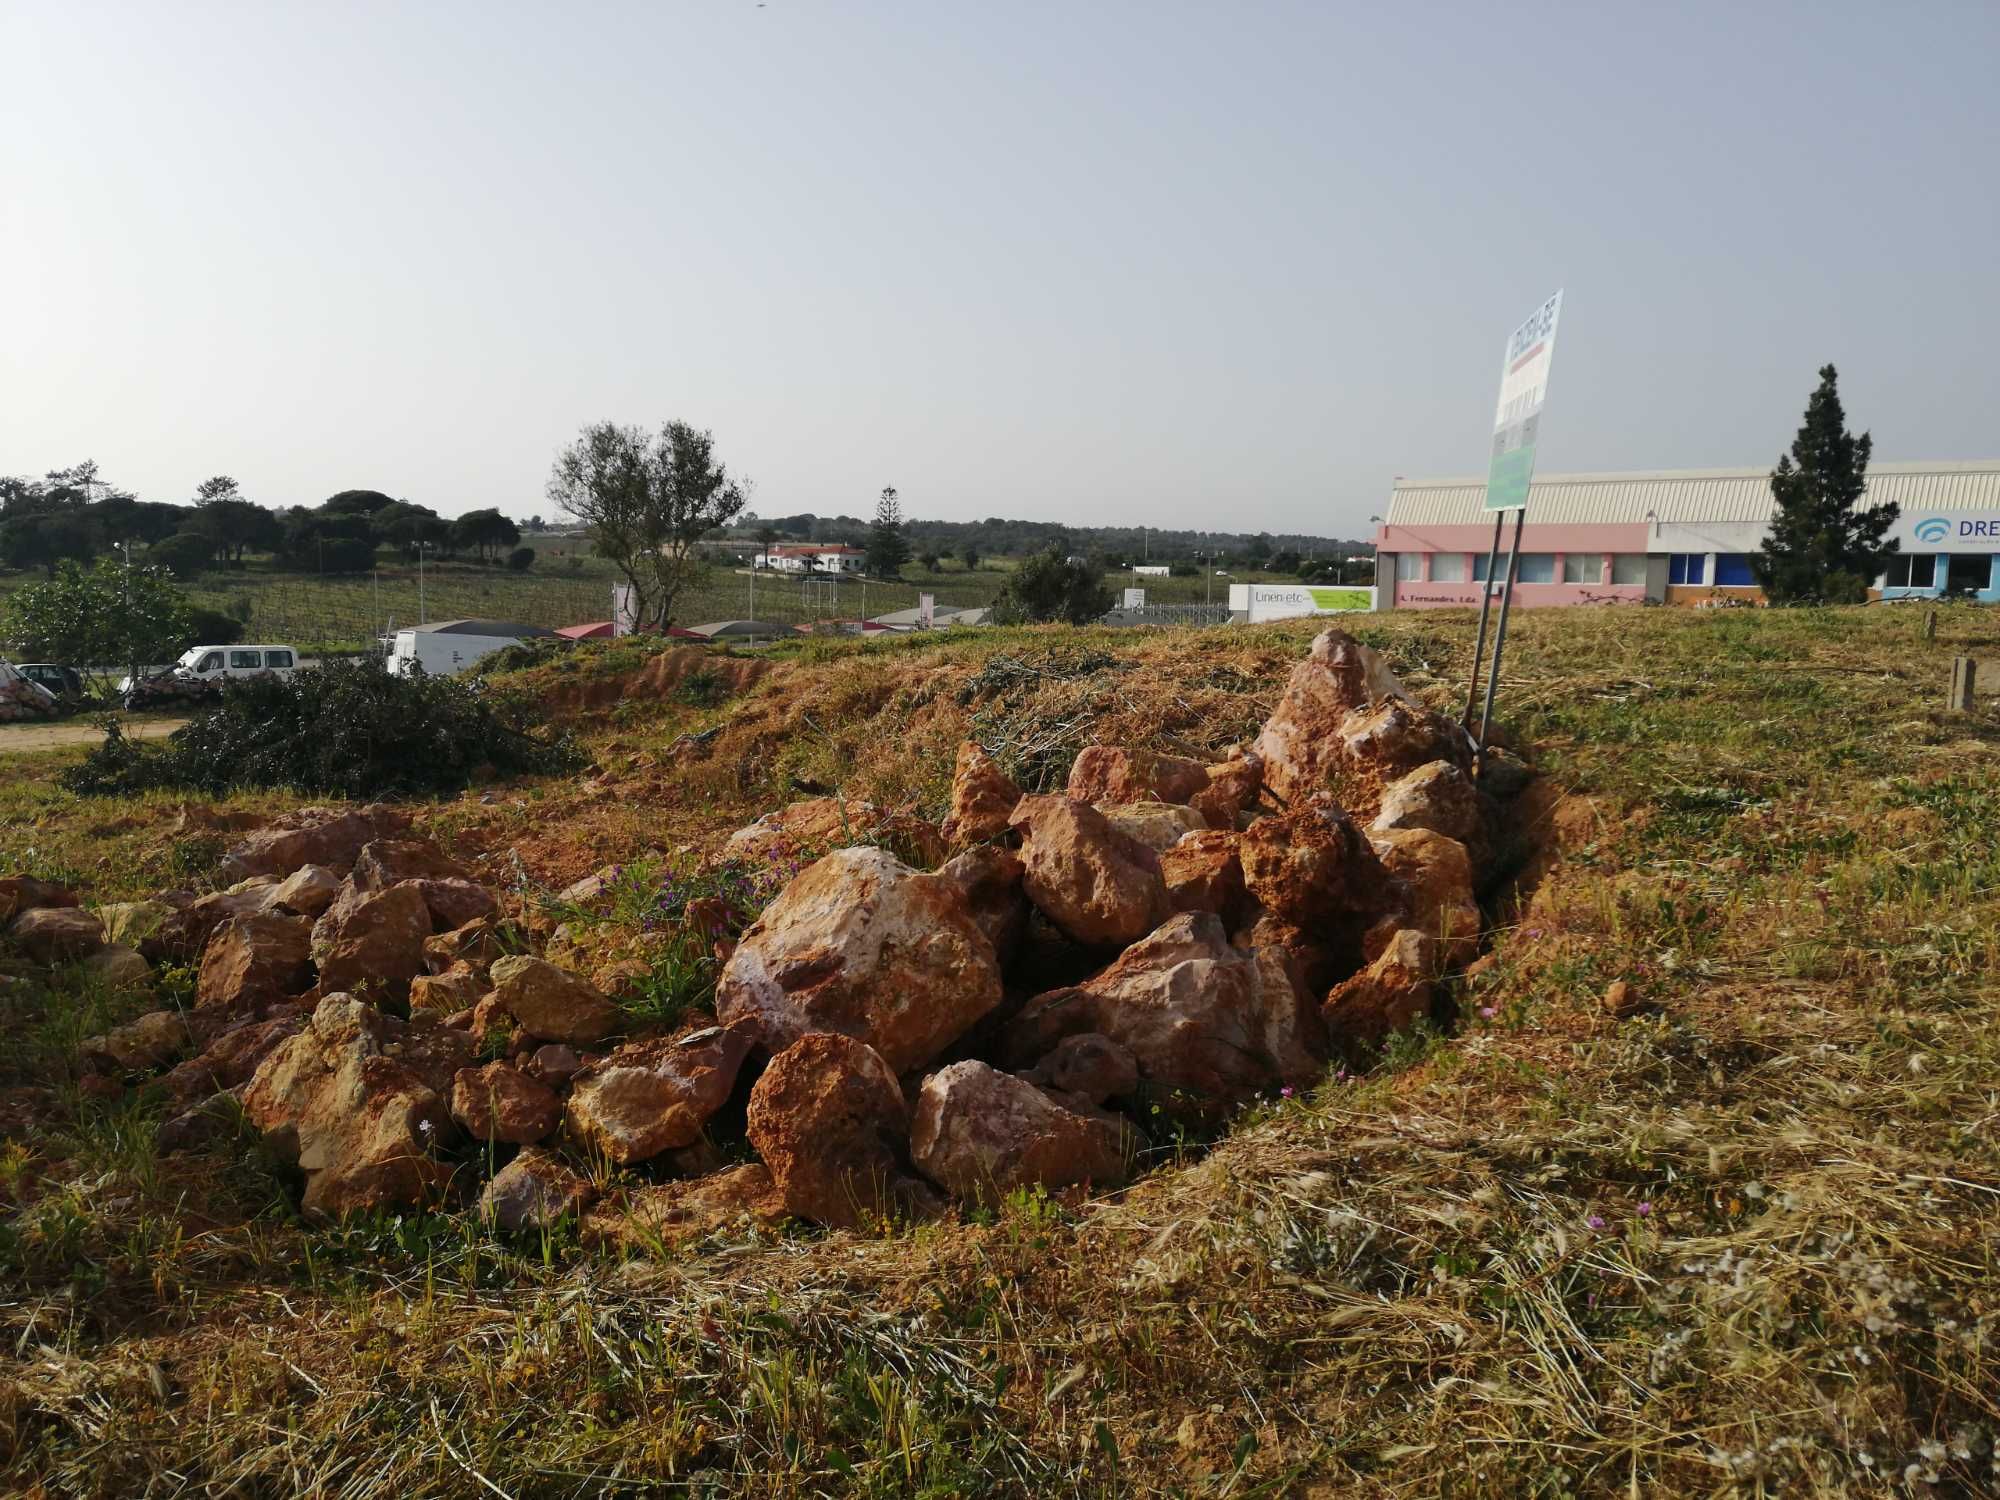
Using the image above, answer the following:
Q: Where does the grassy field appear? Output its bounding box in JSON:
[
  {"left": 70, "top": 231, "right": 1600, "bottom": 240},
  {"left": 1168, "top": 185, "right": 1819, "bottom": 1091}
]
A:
[{"left": 3, "top": 601, "right": 1997, "bottom": 1495}]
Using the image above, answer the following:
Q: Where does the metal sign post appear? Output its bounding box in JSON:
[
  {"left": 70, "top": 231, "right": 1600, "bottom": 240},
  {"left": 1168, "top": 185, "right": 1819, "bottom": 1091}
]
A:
[
  {"left": 1467, "top": 290, "right": 1563, "bottom": 765},
  {"left": 1462, "top": 510, "right": 1506, "bottom": 731}
]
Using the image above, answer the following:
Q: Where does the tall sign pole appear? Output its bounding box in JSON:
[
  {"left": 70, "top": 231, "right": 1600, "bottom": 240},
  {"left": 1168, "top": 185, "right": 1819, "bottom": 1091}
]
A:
[{"left": 1468, "top": 290, "right": 1563, "bottom": 761}]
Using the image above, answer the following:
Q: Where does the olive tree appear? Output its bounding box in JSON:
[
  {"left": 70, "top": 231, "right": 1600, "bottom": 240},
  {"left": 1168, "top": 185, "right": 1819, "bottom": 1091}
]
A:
[
  {"left": 1, "top": 557, "right": 196, "bottom": 687},
  {"left": 546, "top": 421, "right": 748, "bottom": 629}
]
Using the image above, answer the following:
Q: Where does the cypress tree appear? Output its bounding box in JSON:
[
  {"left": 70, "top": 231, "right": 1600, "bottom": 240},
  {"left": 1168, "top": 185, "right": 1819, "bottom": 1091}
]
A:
[
  {"left": 1753, "top": 364, "right": 1898, "bottom": 604},
  {"left": 867, "top": 486, "right": 911, "bottom": 577}
]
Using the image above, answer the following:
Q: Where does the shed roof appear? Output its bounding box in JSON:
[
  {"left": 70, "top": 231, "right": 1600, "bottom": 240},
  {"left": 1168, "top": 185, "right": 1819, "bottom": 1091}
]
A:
[{"left": 1384, "top": 460, "right": 2000, "bottom": 528}]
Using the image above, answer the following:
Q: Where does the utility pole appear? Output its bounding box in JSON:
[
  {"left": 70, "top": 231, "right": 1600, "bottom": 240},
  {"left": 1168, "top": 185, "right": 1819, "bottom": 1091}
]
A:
[{"left": 418, "top": 542, "right": 428, "bottom": 624}]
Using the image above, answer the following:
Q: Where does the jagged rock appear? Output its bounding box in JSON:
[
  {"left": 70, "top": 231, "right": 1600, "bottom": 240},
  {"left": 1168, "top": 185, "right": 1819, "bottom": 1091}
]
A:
[
  {"left": 408, "top": 961, "right": 486, "bottom": 1013},
  {"left": 590, "top": 958, "right": 652, "bottom": 1006},
  {"left": 8, "top": 905, "right": 105, "bottom": 963},
  {"left": 424, "top": 917, "right": 510, "bottom": 976},
  {"left": 1229, "top": 901, "right": 1345, "bottom": 995},
  {"left": 481, "top": 1148, "right": 595, "bottom": 1231},
  {"left": 241, "top": 994, "right": 474, "bottom": 1216},
  {"left": 217, "top": 805, "right": 410, "bottom": 881},
  {"left": 451, "top": 1060, "right": 560, "bottom": 1144},
  {"left": 1159, "top": 829, "right": 1247, "bottom": 918},
  {"left": 411, "top": 879, "right": 498, "bottom": 933},
  {"left": 160, "top": 1012, "right": 308, "bottom": 1104},
  {"left": 563, "top": 1025, "right": 753, "bottom": 1164},
  {"left": 488, "top": 954, "right": 622, "bottom": 1045},
  {"left": 1190, "top": 755, "right": 1264, "bottom": 830},
  {"left": 556, "top": 867, "right": 616, "bottom": 908},
  {"left": 1322, "top": 929, "right": 1435, "bottom": 1051},
  {"left": 1018, "top": 1032, "right": 1139, "bottom": 1105},
  {"left": 1098, "top": 801, "right": 1207, "bottom": 855},
  {"left": 1334, "top": 702, "right": 1472, "bottom": 823},
  {"left": 524, "top": 1042, "right": 582, "bottom": 1086},
  {"left": 1008, "top": 912, "right": 1322, "bottom": 1120},
  {"left": 911, "top": 1061, "right": 1136, "bottom": 1202},
  {"left": 197, "top": 912, "right": 314, "bottom": 1009},
  {"left": 0, "top": 876, "right": 79, "bottom": 924},
  {"left": 1367, "top": 827, "right": 1479, "bottom": 970},
  {"left": 81, "top": 943, "right": 153, "bottom": 991},
  {"left": 723, "top": 798, "right": 946, "bottom": 869},
  {"left": 1238, "top": 805, "right": 1396, "bottom": 931},
  {"left": 310, "top": 881, "right": 433, "bottom": 1005},
  {"left": 1008, "top": 795, "right": 1171, "bottom": 949},
  {"left": 935, "top": 845, "right": 1029, "bottom": 966},
  {"left": 1253, "top": 629, "right": 1412, "bottom": 807},
  {"left": 1065, "top": 745, "right": 1209, "bottom": 807},
  {"left": 716, "top": 846, "right": 1001, "bottom": 1073},
  {"left": 941, "top": 741, "right": 1023, "bottom": 849},
  {"left": 81, "top": 1010, "right": 189, "bottom": 1073},
  {"left": 153, "top": 886, "right": 282, "bottom": 963},
  {"left": 352, "top": 838, "right": 473, "bottom": 892},
  {"left": 581, "top": 1164, "right": 786, "bottom": 1250},
  {"left": 266, "top": 865, "right": 341, "bottom": 918},
  {"left": 1371, "top": 760, "right": 1492, "bottom": 864},
  {"left": 746, "top": 1032, "right": 934, "bottom": 1230}
]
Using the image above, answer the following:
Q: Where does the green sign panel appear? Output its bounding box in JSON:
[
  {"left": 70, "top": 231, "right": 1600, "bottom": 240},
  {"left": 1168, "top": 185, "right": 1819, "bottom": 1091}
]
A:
[{"left": 1307, "top": 587, "right": 1372, "bottom": 611}]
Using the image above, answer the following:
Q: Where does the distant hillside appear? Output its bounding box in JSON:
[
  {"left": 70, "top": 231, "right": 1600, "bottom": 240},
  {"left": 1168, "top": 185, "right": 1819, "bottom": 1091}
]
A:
[{"left": 740, "top": 512, "right": 1373, "bottom": 561}]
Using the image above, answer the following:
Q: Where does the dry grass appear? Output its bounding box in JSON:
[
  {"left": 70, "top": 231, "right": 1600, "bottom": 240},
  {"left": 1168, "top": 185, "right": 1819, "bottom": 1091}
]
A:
[{"left": 4, "top": 602, "right": 2000, "bottom": 1495}]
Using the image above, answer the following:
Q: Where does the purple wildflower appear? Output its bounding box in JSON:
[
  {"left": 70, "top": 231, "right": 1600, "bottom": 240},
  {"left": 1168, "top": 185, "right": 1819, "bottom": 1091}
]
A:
[
  {"left": 1637, "top": 1201, "right": 1653, "bottom": 1216},
  {"left": 1587, "top": 1214, "right": 1606, "bottom": 1230}
]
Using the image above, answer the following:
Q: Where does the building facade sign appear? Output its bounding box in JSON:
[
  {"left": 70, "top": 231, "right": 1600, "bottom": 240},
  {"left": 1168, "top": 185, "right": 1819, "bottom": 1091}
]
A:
[{"left": 1897, "top": 512, "right": 2000, "bottom": 550}]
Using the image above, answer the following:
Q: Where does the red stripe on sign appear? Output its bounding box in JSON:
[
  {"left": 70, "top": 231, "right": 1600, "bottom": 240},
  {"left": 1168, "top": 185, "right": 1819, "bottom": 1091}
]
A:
[{"left": 1508, "top": 340, "right": 1546, "bottom": 375}]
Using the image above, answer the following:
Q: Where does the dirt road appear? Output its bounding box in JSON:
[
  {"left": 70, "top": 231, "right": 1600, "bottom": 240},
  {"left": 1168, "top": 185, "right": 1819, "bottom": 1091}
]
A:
[{"left": 0, "top": 716, "right": 189, "bottom": 754}]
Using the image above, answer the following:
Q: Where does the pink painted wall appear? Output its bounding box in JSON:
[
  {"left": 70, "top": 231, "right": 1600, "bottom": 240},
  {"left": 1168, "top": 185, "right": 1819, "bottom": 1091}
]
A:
[
  {"left": 1391, "top": 580, "right": 1648, "bottom": 609},
  {"left": 1376, "top": 520, "right": 1654, "bottom": 609}
]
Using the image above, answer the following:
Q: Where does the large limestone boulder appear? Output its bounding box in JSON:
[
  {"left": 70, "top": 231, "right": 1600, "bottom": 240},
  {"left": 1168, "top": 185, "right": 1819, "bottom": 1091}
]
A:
[
  {"left": 722, "top": 798, "right": 945, "bottom": 870},
  {"left": 411, "top": 878, "right": 498, "bottom": 933},
  {"left": 9, "top": 905, "right": 105, "bottom": 963},
  {"left": 424, "top": 917, "right": 511, "bottom": 977},
  {"left": 160, "top": 1011, "right": 308, "bottom": 1104},
  {"left": 241, "top": 994, "right": 474, "bottom": 1217},
  {"left": 94, "top": 899, "right": 174, "bottom": 949},
  {"left": 351, "top": 838, "right": 473, "bottom": 892},
  {"left": 1007, "top": 912, "right": 1322, "bottom": 1120},
  {"left": 1238, "top": 806, "right": 1396, "bottom": 930},
  {"left": 1253, "top": 629, "right": 1410, "bottom": 806},
  {"left": 935, "top": 845, "right": 1029, "bottom": 966},
  {"left": 217, "top": 805, "right": 410, "bottom": 881},
  {"left": 408, "top": 960, "right": 486, "bottom": 1014},
  {"left": 81, "top": 1010, "right": 189, "bottom": 1074},
  {"left": 1008, "top": 795, "right": 1171, "bottom": 949},
  {"left": 451, "top": 1060, "right": 560, "bottom": 1145},
  {"left": 1159, "top": 829, "right": 1247, "bottom": 918},
  {"left": 81, "top": 943, "right": 153, "bottom": 991},
  {"left": 746, "top": 1032, "right": 933, "bottom": 1230},
  {"left": 1322, "top": 928, "right": 1435, "bottom": 1051},
  {"left": 0, "top": 876, "right": 79, "bottom": 924},
  {"left": 153, "top": 886, "right": 282, "bottom": 963},
  {"left": 268, "top": 865, "right": 342, "bottom": 919},
  {"left": 488, "top": 954, "right": 622, "bottom": 1045},
  {"left": 1371, "top": 760, "right": 1493, "bottom": 865},
  {"left": 310, "top": 881, "right": 433, "bottom": 1004},
  {"left": 716, "top": 846, "right": 1001, "bottom": 1073},
  {"left": 1335, "top": 702, "right": 1473, "bottom": 822},
  {"left": 1017, "top": 1032, "right": 1139, "bottom": 1106},
  {"left": 196, "top": 912, "right": 314, "bottom": 1009},
  {"left": 563, "top": 1025, "right": 753, "bottom": 1164},
  {"left": 481, "top": 1148, "right": 595, "bottom": 1232},
  {"left": 1065, "top": 746, "right": 1209, "bottom": 807},
  {"left": 1098, "top": 801, "right": 1206, "bottom": 855},
  {"left": 1367, "top": 827, "right": 1480, "bottom": 971},
  {"left": 910, "top": 1061, "right": 1136, "bottom": 1202},
  {"left": 1190, "top": 755, "right": 1263, "bottom": 830},
  {"left": 941, "top": 742, "right": 1022, "bottom": 849}
]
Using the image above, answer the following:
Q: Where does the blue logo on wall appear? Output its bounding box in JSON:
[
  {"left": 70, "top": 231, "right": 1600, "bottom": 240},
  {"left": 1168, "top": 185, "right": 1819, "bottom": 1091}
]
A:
[{"left": 1914, "top": 516, "right": 1950, "bottom": 543}]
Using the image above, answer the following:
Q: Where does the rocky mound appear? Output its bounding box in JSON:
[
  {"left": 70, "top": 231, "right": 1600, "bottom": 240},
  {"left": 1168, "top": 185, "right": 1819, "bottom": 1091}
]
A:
[{"left": 13, "top": 629, "right": 1527, "bottom": 1238}]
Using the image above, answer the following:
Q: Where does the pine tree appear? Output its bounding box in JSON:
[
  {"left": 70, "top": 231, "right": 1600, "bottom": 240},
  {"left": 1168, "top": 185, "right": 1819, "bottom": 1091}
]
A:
[
  {"left": 867, "top": 486, "right": 911, "bottom": 577},
  {"left": 1753, "top": 364, "right": 1897, "bottom": 604}
]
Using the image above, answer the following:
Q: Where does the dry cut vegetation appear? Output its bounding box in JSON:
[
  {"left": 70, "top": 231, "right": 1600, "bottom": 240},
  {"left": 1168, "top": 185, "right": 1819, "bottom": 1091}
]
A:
[{"left": 2, "top": 601, "right": 1998, "bottom": 1496}]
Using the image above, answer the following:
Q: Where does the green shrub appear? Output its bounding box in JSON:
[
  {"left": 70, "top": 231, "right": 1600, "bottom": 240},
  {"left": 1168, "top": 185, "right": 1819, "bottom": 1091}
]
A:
[{"left": 59, "top": 659, "right": 582, "bottom": 799}]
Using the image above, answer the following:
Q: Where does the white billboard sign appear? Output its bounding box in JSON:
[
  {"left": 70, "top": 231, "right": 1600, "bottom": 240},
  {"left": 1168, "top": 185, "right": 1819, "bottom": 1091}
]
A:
[
  {"left": 919, "top": 593, "right": 936, "bottom": 629},
  {"left": 1485, "top": 290, "right": 1563, "bottom": 512},
  {"left": 1227, "top": 583, "right": 1376, "bottom": 623},
  {"left": 611, "top": 584, "right": 637, "bottom": 636},
  {"left": 1122, "top": 587, "right": 1146, "bottom": 609}
]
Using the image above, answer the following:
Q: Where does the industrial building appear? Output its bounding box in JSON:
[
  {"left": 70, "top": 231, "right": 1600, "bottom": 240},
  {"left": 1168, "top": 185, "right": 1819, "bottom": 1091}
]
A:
[{"left": 1373, "top": 461, "right": 2000, "bottom": 609}]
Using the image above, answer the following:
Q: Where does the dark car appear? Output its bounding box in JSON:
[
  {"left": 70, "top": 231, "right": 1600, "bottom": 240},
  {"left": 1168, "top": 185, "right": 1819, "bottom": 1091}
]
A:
[{"left": 16, "top": 663, "right": 87, "bottom": 704}]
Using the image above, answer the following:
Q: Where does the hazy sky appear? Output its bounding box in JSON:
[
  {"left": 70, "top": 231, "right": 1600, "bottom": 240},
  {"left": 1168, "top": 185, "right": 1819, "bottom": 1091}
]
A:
[{"left": 6, "top": 2, "right": 1996, "bottom": 536}]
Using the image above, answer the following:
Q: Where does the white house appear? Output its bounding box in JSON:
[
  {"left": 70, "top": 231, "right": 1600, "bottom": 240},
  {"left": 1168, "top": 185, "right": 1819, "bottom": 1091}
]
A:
[{"left": 753, "top": 543, "right": 868, "bottom": 575}]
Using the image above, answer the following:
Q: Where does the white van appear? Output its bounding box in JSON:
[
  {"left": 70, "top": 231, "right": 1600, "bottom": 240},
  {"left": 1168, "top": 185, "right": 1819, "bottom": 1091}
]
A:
[{"left": 171, "top": 644, "right": 299, "bottom": 684}]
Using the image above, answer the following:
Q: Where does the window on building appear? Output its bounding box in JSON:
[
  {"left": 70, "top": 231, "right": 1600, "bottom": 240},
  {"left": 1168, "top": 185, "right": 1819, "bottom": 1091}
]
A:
[
  {"left": 1561, "top": 553, "right": 1599, "bottom": 584},
  {"left": 1611, "top": 553, "right": 1648, "bottom": 586},
  {"left": 1714, "top": 554, "right": 1756, "bottom": 586},
  {"left": 1471, "top": 552, "right": 1491, "bottom": 581},
  {"left": 1884, "top": 554, "right": 1937, "bottom": 589},
  {"left": 1668, "top": 553, "right": 1707, "bottom": 586},
  {"left": 1515, "top": 554, "right": 1556, "bottom": 583},
  {"left": 1429, "top": 553, "right": 1466, "bottom": 582},
  {"left": 1394, "top": 553, "right": 1421, "bottom": 581}
]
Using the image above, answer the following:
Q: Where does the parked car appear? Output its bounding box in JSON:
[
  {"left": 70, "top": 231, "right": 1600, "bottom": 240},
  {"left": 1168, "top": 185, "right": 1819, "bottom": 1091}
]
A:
[
  {"left": 14, "top": 662, "right": 87, "bottom": 706},
  {"left": 118, "top": 644, "right": 300, "bottom": 695}
]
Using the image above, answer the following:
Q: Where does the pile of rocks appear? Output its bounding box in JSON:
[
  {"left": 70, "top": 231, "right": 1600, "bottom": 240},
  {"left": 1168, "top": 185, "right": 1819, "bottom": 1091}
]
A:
[
  {"left": 15, "top": 629, "right": 1526, "bottom": 1242},
  {"left": 0, "top": 662, "right": 60, "bottom": 723}
]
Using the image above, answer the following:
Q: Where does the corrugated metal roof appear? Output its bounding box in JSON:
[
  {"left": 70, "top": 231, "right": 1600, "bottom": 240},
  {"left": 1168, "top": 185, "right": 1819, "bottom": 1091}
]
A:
[{"left": 1385, "top": 461, "right": 2000, "bottom": 527}]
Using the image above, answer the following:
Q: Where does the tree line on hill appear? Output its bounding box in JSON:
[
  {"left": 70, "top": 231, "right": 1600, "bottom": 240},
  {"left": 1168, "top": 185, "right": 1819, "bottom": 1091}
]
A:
[{"left": 0, "top": 466, "right": 541, "bottom": 580}]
